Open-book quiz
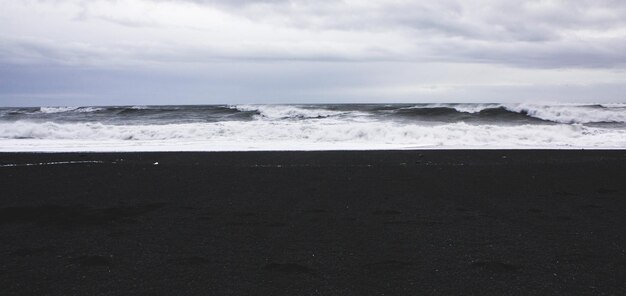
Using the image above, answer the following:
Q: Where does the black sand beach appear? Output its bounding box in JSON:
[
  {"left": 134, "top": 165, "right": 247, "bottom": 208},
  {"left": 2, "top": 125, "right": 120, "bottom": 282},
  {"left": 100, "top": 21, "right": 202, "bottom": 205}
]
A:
[{"left": 1, "top": 150, "right": 625, "bottom": 295}]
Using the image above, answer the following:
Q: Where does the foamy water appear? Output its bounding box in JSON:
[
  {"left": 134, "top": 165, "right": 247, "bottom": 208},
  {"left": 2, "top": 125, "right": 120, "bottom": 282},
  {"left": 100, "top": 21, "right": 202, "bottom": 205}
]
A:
[{"left": 0, "top": 104, "right": 625, "bottom": 151}]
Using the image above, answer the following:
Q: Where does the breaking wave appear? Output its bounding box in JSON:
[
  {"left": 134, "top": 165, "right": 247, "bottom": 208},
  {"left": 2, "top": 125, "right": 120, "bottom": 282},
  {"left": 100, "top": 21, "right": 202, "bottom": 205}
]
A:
[
  {"left": 231, "top": 105, "right": 352, "bottom": 120},
  {"left": 10, "top": 104, "right": 623, "bottom": 124},
  {"left": 1, "top": 120, "right": 624, "bottom": 150},
  {"left": 39, "top": 106, "right": 104, "bottom": 113},
  {"left": 502, "top": 103, "right": 626, "bottom": 124},
  {"left": 397, "top": 103, "right": 626, "bottom": 124},
  {"left": 1, "top": 103, "right": 624, "bottom": 151}
]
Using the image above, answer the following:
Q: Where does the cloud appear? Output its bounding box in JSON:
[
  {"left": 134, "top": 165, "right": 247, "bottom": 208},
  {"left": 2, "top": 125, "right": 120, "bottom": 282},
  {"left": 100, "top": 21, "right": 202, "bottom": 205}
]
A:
[
  {"left": 2, "top": 0, "right": 626, "bottom": 68},
  {"left": 1, "top": 0, "right": 626, "bottom": 105}
]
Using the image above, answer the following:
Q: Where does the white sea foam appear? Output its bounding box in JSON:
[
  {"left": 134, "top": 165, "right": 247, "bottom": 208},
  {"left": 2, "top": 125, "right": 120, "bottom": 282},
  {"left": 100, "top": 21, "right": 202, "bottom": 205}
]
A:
[
  {"left": 76, "top": 107, "right": 105, "bottom": 113},
  {"left": 232, "top": 105, "right": 350, "bottom": 120},
  {"left": 406, "top": 103, "right": 501, "bottom": 114},
  {"left": 503, "top": 103, "right": 626, "bottom": 124},
  {"left": 39, "top": 106, "right": 104, "bottom": 113},
  {"left": 1, "top": 119, "right": 624, "bottom": 151},
  {"left": 39, "top": 106, "right": 80, "bottom": 113},
  {"left": 449, "top": 104, "right": 501, "bottom": 114}
]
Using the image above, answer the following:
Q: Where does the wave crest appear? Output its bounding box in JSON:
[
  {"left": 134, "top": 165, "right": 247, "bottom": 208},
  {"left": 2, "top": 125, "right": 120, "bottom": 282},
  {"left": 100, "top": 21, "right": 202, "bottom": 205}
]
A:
[
  {"left": 232, "top": 105, "right": 348, "bottom": 120},
  {"left": 400, "top": 103, "right": 626, "bottom": 124},
  {"left": 39, "top": 106, "right": 104, "bottom": 114},
  {"left": 1, "top": 120, "right": 624, "bottom": 150},
  {"left": 503, "top": 103, "right": 626, "bottom": 124}
]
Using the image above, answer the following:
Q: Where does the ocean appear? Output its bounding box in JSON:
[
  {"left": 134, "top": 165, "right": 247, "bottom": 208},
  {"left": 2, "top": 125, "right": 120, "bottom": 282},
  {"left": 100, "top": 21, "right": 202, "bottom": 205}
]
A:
[{"left": 0, "top": 103, "right": 625, "bottom": 151}]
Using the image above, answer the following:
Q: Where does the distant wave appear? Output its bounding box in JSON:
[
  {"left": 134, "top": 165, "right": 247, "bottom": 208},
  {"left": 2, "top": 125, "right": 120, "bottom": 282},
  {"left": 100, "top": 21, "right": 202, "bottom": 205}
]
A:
[
  {"left": 231, "top": 105, "right": 354, "bottom": 120},
  {"left": 393, "top": 106, "right": 534, "bottom": 122},
  {"left": 503, "top": 103, "right": 626, "bottom": 124},
  {"left": 599, "top": 103, "right": 626, "bottom": 108},
  {"left": 115, "top": 106, "right": 177, "bottom": 115},
  {"left": 9, "top": 104, "right": 623, "bottom": 125},
  {"left": 39, "top": 106, "right": 105, "bottom": 114},
  {"left": 398, "top": 103, "right": 626, "bottom": 124},
  {"left": 39, "top": 106, "right": 80, "bottom": 113},
  {"left": 401, "top": 103, "right": 501, "bottom": 114}
]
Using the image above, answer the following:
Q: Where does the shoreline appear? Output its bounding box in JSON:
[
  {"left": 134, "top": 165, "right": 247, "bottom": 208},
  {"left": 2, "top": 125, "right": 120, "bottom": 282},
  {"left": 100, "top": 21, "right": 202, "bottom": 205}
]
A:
[{"left": 1, "top": 146, "right": 625, "bottom": 153}]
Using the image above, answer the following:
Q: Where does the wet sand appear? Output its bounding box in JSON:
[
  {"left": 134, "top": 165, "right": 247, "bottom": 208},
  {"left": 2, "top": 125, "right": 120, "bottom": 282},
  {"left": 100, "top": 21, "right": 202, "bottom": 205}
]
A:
[{"left": 0, "top": 150, "right": 625, "bottom": 295}]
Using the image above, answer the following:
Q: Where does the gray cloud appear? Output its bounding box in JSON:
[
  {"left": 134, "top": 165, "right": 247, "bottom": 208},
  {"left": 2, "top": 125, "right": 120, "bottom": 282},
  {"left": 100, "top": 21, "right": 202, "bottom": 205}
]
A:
[
  {"left": 3, "top": 0, "right": 626, "bottom": 68},
  {"left": 97, "top": 0, "right": 626, "bottom": 68},
  {"left": 1, "top": 0, "right": 626, "bottom": 105}
]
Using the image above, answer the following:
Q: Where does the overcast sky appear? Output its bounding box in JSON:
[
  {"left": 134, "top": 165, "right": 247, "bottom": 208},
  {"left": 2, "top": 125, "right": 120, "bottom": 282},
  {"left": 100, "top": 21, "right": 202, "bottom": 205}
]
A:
[{"left": 1, "top": 0, "right": 626, "bottom": 106}]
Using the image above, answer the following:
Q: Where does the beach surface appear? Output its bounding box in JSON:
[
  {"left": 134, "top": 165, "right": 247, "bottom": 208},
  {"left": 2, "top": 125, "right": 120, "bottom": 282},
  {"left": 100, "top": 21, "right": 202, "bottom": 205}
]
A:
[{"left": 1, "top": 150, "right": 625, "bottom": 295}]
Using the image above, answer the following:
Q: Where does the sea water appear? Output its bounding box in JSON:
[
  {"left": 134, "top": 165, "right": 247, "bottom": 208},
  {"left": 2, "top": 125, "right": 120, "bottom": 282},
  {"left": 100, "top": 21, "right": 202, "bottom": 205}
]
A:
[{"left": 0, "top": 103, "right": 625, "bottom": 151}]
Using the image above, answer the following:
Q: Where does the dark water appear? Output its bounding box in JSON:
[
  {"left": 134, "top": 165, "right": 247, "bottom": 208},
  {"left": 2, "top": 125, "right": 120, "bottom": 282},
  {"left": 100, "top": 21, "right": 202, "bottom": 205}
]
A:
[{"left": 1, "top": 103, "right": 624, "bottom": 125}]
